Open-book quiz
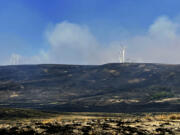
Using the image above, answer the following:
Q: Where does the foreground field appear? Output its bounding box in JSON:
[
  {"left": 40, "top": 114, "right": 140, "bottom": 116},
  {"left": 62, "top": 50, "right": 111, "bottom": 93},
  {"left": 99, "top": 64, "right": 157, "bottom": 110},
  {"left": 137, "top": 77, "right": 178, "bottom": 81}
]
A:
[{"left": 0, "top": 109, "right": 180, "bottom": 135}]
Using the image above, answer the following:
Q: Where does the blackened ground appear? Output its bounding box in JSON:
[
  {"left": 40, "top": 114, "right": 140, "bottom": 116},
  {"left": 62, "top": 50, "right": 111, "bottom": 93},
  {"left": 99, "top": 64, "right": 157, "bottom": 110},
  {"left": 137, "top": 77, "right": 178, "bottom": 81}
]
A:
[{"left": 1, "top": 63, "right": 180, "bottom": 112}]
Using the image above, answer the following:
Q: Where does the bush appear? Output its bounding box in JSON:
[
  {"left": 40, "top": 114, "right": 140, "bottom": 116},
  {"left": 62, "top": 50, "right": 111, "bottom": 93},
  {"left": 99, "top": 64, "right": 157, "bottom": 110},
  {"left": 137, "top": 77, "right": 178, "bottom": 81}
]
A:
[{"left": 150, "top": 91, "right": 174, "bottom": 100}]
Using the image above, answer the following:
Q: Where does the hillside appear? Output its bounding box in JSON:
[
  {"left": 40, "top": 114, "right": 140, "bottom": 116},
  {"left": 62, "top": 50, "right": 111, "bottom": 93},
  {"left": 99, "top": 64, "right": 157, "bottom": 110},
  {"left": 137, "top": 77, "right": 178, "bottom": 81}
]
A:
[{"left": 0, "top": 63, "right": 180, "bottom": 112}]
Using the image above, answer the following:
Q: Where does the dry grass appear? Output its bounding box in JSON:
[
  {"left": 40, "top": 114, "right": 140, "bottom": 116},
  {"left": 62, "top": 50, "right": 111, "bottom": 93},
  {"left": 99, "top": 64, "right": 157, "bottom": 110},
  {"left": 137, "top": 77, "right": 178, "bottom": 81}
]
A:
[
  {"left": 1, "top": 112, "right": 180, "bottom": 135},
  {"left": 143, "top": 114, "right": 154, "bottom": 121},
  {"left": 144, "top": 113, "right": 180, "bottom": 121},
  {"left": 42, "top": 116, "right": 61, "bottom": 124}
]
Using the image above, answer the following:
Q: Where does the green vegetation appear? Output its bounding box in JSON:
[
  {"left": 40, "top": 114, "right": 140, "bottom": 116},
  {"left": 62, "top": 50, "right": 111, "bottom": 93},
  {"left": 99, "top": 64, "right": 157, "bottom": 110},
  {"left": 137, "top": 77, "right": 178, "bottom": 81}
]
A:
[
  {"left": 0, "top": 108, "right": 56, "bottom": 120},
  {"left": 150, "top": 91, "right": 174, "bottom": 100}
]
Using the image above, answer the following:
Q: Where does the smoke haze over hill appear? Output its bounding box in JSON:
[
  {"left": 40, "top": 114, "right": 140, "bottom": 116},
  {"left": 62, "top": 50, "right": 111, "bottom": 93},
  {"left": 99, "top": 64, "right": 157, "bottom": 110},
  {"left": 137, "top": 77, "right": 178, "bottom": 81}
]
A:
[{"left": 6, "top": 16, "right": 180, "bottom": 65}]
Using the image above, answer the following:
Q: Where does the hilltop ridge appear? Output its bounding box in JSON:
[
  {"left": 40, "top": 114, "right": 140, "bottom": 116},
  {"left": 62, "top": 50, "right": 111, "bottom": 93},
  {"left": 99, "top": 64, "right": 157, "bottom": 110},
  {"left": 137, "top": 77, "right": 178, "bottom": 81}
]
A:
[{"left": 0, "top": 63, "right": 180, "bottom": 112}]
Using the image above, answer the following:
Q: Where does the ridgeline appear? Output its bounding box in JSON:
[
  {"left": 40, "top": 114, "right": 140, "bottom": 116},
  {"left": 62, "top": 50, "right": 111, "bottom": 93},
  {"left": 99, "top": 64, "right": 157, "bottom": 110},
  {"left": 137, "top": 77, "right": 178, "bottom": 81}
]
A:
[{"left": 0, "top": 63, "right": 180, "bottom": 112}]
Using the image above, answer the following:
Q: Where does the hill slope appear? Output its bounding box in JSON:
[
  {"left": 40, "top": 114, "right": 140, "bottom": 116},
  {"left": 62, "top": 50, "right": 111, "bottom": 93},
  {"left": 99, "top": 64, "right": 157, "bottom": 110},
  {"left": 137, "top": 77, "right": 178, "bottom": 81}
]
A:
[{"left": 0, "top": 63, "right": 180, "bottom": 112}]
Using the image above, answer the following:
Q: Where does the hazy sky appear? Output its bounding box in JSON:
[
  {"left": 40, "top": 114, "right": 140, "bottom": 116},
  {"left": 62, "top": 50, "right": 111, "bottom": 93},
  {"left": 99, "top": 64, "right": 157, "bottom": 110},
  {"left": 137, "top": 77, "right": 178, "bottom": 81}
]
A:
[{"left": 1, "top": 0, "right": 180, "bottom": 65}]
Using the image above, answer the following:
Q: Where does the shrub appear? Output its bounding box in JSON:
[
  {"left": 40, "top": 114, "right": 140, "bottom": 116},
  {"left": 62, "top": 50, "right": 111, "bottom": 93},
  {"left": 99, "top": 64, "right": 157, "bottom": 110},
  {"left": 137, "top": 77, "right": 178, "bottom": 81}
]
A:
[{"left": 150, "top": 91, "right": 174, "bottom": 100}]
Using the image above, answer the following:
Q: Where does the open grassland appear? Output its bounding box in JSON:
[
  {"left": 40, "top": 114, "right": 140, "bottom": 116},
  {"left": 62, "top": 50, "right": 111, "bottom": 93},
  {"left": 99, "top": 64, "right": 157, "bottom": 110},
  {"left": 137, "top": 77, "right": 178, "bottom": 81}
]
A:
[{"left": 0, "top": 108, "right": 180, "bottom": 135}]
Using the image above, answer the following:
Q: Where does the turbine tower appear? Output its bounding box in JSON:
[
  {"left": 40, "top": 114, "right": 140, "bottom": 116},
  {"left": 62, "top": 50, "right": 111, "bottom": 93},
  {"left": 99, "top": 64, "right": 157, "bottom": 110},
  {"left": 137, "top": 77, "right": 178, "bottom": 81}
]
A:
[
  {"left": 119, "top": 46, "right": 126, "bottom": 63},
  {"left": 10, "top": 54, "right": 20, "bottom": 65}
]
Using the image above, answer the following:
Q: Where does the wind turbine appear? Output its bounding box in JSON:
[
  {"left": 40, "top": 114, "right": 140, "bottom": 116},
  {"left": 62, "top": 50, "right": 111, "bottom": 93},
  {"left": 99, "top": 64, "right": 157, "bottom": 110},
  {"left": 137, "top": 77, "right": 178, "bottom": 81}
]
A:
[
  {"left": 119, "top": 46, "right": 126, "bottom": 63},
  {"left": 10, "top": 54, "right": 20, "bottom": 65}
]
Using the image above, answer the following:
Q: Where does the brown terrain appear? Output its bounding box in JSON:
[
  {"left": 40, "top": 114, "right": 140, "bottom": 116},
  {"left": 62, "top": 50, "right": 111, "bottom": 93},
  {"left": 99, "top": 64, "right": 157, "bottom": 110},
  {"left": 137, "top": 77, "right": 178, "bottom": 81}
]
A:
[
  {"left": 1, "top": 63, "right": 180, "bottom": 134},
  {"left": 0, "top": 108, "right": 180, "bottom": 135}
]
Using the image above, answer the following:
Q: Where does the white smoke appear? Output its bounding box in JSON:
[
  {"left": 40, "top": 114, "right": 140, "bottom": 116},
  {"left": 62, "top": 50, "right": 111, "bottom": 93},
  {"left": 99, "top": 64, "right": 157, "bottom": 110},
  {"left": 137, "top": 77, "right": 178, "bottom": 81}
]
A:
[
  {"left": 45, "top": 21, "right": 101, "bottom": 64},
  {"left": 7, "top": 16, "right": 180, "bottom": 65},
  {"left": 125, "top": 16, "right": 180, "bottom": 64}
]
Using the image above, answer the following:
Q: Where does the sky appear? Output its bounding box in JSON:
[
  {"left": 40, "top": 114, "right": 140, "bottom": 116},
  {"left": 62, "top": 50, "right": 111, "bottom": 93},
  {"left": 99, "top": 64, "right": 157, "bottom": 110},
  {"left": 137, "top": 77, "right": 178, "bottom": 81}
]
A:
[{"left": 1, "top": 0, "right": 180, "bottom": 65}]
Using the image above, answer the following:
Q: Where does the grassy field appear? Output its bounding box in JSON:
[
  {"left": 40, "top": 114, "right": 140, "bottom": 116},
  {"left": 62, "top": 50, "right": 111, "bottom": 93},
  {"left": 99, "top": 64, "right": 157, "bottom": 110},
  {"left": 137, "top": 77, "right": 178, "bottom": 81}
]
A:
[{"left": 0, "top": 108, "right": 180, "bottom": 135}]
